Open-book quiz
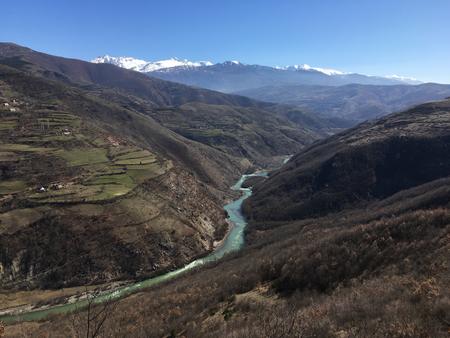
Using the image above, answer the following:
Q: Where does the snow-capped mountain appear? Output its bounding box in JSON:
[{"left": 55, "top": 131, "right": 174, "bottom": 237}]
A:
[
  {"left": 91, "top": 55, "right": 148, "bottom": 71},
  {"left": 92, "top": 55, "right": 213, "bottom": 72},
  {"left": 91, "top": 55, "right": 423, "bottom": 92}
]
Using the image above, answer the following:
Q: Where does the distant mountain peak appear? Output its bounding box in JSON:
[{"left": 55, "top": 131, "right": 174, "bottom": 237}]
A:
[
  {"left": 220, "top": 60, "right": 244, "bottom": 66},
  {"left": 91, "top": 55, "right": 148, "bottom": 71},
  {"left": 91, "top": 55, "right": 213, "bottom": 72},
  {"left": 281, "top": 64, "right": 347, "bottom": 76}
]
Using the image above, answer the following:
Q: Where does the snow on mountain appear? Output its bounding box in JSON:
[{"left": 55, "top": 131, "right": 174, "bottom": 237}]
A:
[
  {"left": 384, "top": 75, "right": 422, "bottom": 85},
  {"left": 91, "top": 55, "right": 213, "bottom": 72},
  {"left": 283, "top": 64, "right": 347, "bottom": 76},
  {"left": 140, "top": 58, "right": 213, "bottom": 72},
  {"left": 91, "top": 55, "right": 421, "bottom": 85},
  {"left": 91, "top": 55, "right": 148, "bottom": 71}
]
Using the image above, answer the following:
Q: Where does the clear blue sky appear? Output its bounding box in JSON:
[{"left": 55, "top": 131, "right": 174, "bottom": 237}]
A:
[{"left": 2, "top": 0, "right": 450, "bottom": 83}]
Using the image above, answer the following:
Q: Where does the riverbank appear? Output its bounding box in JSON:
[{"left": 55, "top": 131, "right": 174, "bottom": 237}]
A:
[{"left": 0, "top": 170, "right": 268, "bottom": 324}]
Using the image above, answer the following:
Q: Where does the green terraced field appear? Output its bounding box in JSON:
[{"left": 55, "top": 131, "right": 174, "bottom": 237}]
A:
[
  {"left": 0, "top": 99, "right": 170, "bottom": 208},
  {"left": 114, "top": 157, "right": 156, "bottom": 165},
  {"left": 56, "top": 148, "right": 109, "bottom": 167},
  {"left": 114, "top": 150, "right": 153, "bottom": 160}
]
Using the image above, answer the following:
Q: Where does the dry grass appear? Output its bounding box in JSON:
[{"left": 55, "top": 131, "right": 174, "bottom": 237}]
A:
[{"left": 6, "top": 204, "right": 449, "bottom": 337}]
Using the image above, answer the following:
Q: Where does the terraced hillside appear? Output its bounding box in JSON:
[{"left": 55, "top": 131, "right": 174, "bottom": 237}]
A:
[
  {"left": 0, "top": 65, "right": 234, "bottom": 291},
  {"left": 147, "top": 103, "right": 318, "bottom": 163}
]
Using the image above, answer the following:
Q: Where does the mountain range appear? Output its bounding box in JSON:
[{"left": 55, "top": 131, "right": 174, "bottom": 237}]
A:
[
  {"left": 92, "top": 55, "right": 450, "bottom": 123},
  {"left": 92, "top": 55, "right": 422, "bottom": 93}
]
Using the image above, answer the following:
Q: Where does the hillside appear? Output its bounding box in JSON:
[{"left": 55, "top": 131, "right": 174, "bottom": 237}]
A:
[
  {"left": 8, "top": 99, "right": 450, "bottom": 337},
  {"left": 0, "top": 43, "right": 260, "bottom": 108},
  {"left": 236, "top": 83, "right": 450, "bottom": 122},
  {"left": 245, "top": 98, "right": 450, "bottom": 222},
  {"left": 0, "top": 64, "right": 247, "bottom": 292}
]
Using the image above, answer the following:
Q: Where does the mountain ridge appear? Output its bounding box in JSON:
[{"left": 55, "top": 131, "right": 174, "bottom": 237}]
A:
[{"left": 89, "top": 54, "right": 422, "bottom": 92}]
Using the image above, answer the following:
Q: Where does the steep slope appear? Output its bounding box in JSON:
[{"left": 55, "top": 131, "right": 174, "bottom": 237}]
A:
[
  {"left": 236, "top": 83, "right": 450, "bottom": 122},
  {"left": 245, "top": 99, "right": 450, "bottom": 222},
  {"left": 145, "top": 102, "right": 318, "bottom": 163},
  {"left": 0, "top": 64, "right": 243, "bottom": 290}
]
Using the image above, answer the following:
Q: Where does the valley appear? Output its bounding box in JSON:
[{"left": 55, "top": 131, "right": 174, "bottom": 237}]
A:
[
  {"left": 0, "top": 43, "right": 334, "bottom": 323},
  {"left": 0, "top": 39, "right": 449, "bottom": 338},
  {"left": 7, "top": 96, "right": 449, "bottom": 337}
]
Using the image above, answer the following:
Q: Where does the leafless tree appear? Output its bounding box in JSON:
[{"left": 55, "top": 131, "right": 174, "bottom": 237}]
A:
[{"left": 70, "top": 288, "right": 118, "bottom": 338}]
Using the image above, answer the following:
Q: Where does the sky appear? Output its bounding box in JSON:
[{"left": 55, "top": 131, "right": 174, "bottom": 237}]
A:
[{"left": 1, "top": 0, "right": 450, "bottom": 83}]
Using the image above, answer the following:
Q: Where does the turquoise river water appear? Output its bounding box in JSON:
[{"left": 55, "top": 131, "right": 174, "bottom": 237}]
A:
[{"left": 0, "top": 171, "right": 268, "bottom": 324}]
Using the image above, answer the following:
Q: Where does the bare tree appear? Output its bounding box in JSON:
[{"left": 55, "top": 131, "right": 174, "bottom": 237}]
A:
[{"left": 70, "top": 288, "right": 118, "bottom": 338}]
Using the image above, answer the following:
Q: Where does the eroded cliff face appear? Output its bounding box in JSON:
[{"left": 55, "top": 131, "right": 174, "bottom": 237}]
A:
[{"left": 0, "top": 167, "right": 227, "bottom": 290}]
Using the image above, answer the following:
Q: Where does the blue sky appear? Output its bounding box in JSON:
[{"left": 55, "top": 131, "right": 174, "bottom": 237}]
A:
[{"left": 2, "top": 0, "right": 450, "bottom": 83}]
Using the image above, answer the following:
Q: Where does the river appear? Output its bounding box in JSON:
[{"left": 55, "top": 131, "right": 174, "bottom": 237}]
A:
[{"left": 0, "top": 170, "right": 268, "bottom": 324}]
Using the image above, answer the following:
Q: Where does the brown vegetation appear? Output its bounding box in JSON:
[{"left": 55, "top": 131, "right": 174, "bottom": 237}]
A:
[{"left": 6, "top": 195, "right": 449, "bottom": 336}]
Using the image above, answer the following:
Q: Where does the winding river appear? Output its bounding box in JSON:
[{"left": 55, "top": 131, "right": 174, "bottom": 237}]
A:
[{"left": 0, "top": 171, "right": 268, "bottom": 324}]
